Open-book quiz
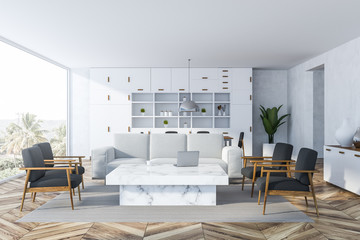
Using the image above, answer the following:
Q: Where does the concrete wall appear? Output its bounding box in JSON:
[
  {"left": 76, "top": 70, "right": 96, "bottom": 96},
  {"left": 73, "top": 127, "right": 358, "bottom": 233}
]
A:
[
  {"left": 288, "top": 36, "right": 360, "bottom": 158},
  {"left": 313, "top": 70, "right": 324, "bottom": 158},
  {"left": 252, "top": 70, "right": 288, "bottom": 156}
]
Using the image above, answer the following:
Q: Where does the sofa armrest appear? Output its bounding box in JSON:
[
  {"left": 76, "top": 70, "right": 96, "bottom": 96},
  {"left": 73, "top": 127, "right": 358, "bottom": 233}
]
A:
[
  {"left": 222, "top": 146, "right": 242, "bottom": 178},
  {"left": 91, "top": 146, "right": 115, "bottom": 179}
]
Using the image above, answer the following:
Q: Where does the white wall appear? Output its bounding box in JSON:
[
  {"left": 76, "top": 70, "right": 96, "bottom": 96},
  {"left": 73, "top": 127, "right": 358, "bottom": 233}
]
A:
[
  {"left": 252, "top": 70, "right": 288, "bottom": 156},
  {"left": 69, "top": 68, "right": 90, "bottom": 156},
  {"left": 288, "top": 36, "right": 360, "bottom": 157}
]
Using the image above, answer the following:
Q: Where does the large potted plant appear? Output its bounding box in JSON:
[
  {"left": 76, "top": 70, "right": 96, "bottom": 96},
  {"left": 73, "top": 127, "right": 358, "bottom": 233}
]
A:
[{"left": 260, "top": 105, "right": 290, "bottom": 156}]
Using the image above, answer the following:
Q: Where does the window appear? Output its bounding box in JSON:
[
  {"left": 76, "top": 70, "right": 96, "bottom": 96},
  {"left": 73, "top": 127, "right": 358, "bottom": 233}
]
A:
[{"left": 0, "top": 40, "right": 67, "bottom": 180}]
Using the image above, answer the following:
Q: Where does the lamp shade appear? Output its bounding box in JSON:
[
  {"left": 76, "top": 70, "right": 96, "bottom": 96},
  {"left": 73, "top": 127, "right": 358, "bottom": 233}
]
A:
[{"left": 179, "top": 100, "right": 199, "bottom": 112}]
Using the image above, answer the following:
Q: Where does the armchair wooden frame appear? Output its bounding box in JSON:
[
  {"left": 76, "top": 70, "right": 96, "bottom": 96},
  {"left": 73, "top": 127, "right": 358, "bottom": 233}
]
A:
[
  {"left": 258, "top": 164, "right": 319, "bottom": 216},
  {"left": 241, "top": 155, "right": 295, "bottom": 197},
  {"left": 53, "top": 156, "right": 85, "bottom": 189}
]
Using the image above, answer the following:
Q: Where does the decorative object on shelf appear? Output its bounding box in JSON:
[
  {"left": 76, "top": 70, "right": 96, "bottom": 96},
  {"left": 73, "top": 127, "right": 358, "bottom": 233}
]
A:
[
  {"left": 184, "top": 122, "right": 188, "bottom": 128},
  {"left": 217, "top": 105, "right": 222, "bottom": 116},
  {"left": 201, "top": 108, "right": 206, "bottom": 116},
  {"left": 160, "top": 111, "right": 164, "bottom": 116},
  {"left": 223, "top": 105, "right": 226, "bottom": 116},
  {"left": 163, "top": 120, "right": 168, "bottom": 128},
  {"left": 164, "top": 110, "right": 168, "bottom": 116},
  {"left": 179, "top": 59, "right": 199, "bottom": 113},
  {"left": 140, "top": 108, "right": 145, "bottom": 116},
  {"left": 183, "top": 96, "right": 187, "bottom": 102},
  {"left": 260, "top": 105, "right": 290, "bottom": 144},
  {"left": 169, "top": 111, "right": 173, "bottom": 116},
  {"left": 183, "top": 112, "right": 188, "bottom": 116},
  {"left": 353, "top": 127, "right": 360, "bottom": 148},
  {"left": 335, "top": 118, "right": 355, "bottom": 147}
]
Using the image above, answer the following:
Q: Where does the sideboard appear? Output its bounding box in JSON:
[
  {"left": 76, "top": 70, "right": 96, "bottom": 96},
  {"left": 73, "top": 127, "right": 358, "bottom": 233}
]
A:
[{"left": 324, "top": 145, "right": 360, "bottom": 195}]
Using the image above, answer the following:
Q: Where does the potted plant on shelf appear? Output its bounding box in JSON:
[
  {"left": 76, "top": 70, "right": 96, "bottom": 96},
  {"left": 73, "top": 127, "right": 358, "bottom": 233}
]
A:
[
  {"left": 140, "top": 108, "right": 145, "bottom": 116},
  {"left": 260, "top": 105, "right": 290, "bottom": 156},
  {"left": 163, "top": 120, "right": 168, "bottom": 128},
  {"left": 201, "top": 108, "right": 206, "bottom": 116}
]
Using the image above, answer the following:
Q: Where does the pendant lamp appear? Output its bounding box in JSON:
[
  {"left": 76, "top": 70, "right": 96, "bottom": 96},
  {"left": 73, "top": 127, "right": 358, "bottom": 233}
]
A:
[{"left": 179, "top": 59, "right": 199, "bottom": 112}]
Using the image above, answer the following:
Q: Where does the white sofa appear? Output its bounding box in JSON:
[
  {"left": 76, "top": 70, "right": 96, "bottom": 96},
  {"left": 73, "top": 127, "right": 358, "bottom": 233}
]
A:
[{"left": 91, "top": 133, "right": 242, "bottom": 179}]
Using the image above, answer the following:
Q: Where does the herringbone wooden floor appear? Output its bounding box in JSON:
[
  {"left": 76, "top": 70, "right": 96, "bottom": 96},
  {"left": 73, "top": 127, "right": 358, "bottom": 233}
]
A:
[{"left": 1, "top": 159, "right": 360, "bottom": 240}]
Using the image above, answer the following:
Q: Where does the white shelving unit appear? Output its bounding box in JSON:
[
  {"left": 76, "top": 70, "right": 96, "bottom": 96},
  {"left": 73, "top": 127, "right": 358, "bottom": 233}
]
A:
[{"left": 131, "top": 92, "right": 231, "bottom": 129}]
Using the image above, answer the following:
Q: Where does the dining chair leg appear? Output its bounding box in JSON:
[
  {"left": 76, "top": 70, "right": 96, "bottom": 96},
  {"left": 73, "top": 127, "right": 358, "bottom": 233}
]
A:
[
  {"left": 78, "top": 186, "right": 81, "bottom": 201},
  {"left": 69, "top": 188, "right": 74, "bottom": 210},
  {"left": 32, "top": 192, "right": 37, "bottom": 202},
  {"left": 258, "top": 190, "right": 261, "bottom": 205},
  {"left": 305, "top": 196, "right": 308, "bottom": 207},
  {"left": 263, "top": 174, "right": 270, "bottom": 215},
  {"left": 251, "top": 180, "right": 255, "bottom": 197},
  {"left": 241, "top": 175, "right": 245, "bottom": 191},
  {"left": 82, "top": 175, "right": 84, "bottom": 189},
  {"left": 73, "top": 188, "right": 75, "bottom": 196}
]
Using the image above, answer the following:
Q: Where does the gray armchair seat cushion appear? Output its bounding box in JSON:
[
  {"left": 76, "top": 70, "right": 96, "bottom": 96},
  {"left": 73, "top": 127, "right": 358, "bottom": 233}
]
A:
[
  {"left": 241, "top": 166, "right": 287, "bottom": 178},
  {"left": 106, "top": 158, "right": 147, "bottom": 175},
  {"left": 256, "top": 176, "right": 309, "bottom": 192},
  {"left": 46, "top": 165, "right": 85, "bottom": 175},
  {"left": 30, "top": 173, "right": 82, "bottom": 188}
]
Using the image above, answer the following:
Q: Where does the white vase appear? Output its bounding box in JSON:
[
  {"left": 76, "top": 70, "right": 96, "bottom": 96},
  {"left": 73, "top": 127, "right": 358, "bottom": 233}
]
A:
[
  {"left": 218, "top": 110, "right": 222, "bottom": 116},
  {"left": 353, "top": 127, "right": 360, "bottom": 142},
  {"left": 263, "top": 143, "right": 276, "bottom": 157},
  {"left": 335, "top": 118, "right": 355, "bottom": 147}
]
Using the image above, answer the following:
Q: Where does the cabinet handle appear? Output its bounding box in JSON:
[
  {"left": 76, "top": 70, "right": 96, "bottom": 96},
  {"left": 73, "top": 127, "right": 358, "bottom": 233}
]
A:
[
  {"left": 158, "top": 89, "right": 164, "bottom": 91},
  {"left": 250, "top": 126, "right": 252, "bottom": 132},
  {"left": 179, "top": 89, "right": 185, "bottom": 91},
  {"left": 222, "top": 70, "right": 229, "bottom": 72},
  {"left": 128, "top": 126, "right": 131, "bottom": 132},
  {"left": 138, "top": 89, "right": 143, "bottom": 91},
  {"left": 202, "top": 77, "right": 208, "bottom": 79},
  {"left": 355, "top": 154, "right": 360, "bottom": 157},
  {"left": 128, "top": 95, "right": 130, "bottom": 101},
  {"left": 325, "top": 148, "right": 331, "bottom": 151},
  {"left": 128, "top": 77, "right": 130, "bottom": 82},
  {"left": 107, "top": 126, "right": 110, "bottom": 132},
  {"left": 250, "top": 77, "right": 252, "bottom": 83},
  {"left": 202, "top": 89, "right": 208, "bottom": 91},
  {"left": 222, "top": 75, "right": 228, "bottom": 78},
  {"left": 223, "top": 132, "right": 228, "bottom": 134},
  {"left": 339, "top": 151, "right": 345, "bottom": 154},
  {"left": 222, "top": 81, "right": 229, "bottom": 84},
  {"left": 223, "top": 87, "right": 228, "bottom": 90},
  {"left": 250, "top": 95, "right": 252, "bottom": 101},
  {"left": 107, "top": 95, "right": 110, "bottom": 101},
  {"left": 107, "top": 77, "right": 110, "bottom": 83}
]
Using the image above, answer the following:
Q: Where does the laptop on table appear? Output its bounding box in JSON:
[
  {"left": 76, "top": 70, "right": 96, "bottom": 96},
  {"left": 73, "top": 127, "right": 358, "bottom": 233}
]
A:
[{"left": 174, "top": 151, "right": 199, "bottom": 167}]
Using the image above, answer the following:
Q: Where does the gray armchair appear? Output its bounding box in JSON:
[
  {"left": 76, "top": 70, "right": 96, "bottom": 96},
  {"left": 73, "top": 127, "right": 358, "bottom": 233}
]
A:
[
  {"left": 256, "top": 147, "right": 319, "bottom": 216},
  {"left": 20, "top": 146, "right": 82, "bottom": 211}
]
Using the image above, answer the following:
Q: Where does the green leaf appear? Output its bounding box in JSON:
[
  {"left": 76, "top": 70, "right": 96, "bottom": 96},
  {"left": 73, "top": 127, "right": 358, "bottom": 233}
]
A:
[{"left": 262, "top": 118, "right": 274, "bottom": 135}]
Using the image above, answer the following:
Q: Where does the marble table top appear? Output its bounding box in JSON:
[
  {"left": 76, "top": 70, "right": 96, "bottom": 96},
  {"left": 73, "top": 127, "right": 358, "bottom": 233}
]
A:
[{"left": 106, "top": 164, "right": 228, "bottom": 186}]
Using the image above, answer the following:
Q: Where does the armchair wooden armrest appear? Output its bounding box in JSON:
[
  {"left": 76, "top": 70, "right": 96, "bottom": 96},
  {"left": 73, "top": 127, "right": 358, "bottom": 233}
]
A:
[
  {"left": 250, "top": 159, "right": 295, "bottom": 163},
  {"left": 262, "top": 169, "right": 319, "bottom": 173},
  {"left": 44, "top": 159, "right": 75, "bottom": 162},
  {"left": 257, "top": 164, "right": 296, "bottom": 167},
  {"left": 54, "top": 156, "right": 85, "bottom": 158},
  {"left": 20, "top": 167, "right": 75, "bottom": 170},
  {"left": 242, "top": 156, "right": 272, "bottom": 159}
]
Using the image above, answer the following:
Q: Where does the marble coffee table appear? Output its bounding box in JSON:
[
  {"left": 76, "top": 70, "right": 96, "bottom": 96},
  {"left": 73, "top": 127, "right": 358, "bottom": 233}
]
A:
[{"left": 106, "top": 164, "right": 228, "bottom": 206}]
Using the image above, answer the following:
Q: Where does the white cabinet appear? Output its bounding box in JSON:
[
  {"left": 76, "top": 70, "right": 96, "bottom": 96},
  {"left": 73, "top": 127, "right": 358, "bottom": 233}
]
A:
[
  {"left": 90, "top": 105, "right": 131, "bottom": 149},
  {"left": 190, "top": 68, "right": 218, "bottom": 80},
  {"left": 128, "top": 68, "right": 151, "bottom": 92},
  {"left": 151, "top": 68, "right": 171, "bottom": 92},
  {"left": 232, "top": 68, "right": 252, "bottom": 90},
  {"left": 324, "top": 146, "right": 360, "bottom": 195},
  {"left": 171, "top": 68, "right": 189, "bottom": 92},
  {"left": 231, "top": 89, "right": 252, "bottom": 104},
  {"left": 190, "top": 79, "right": 219, "bottom": 92}
]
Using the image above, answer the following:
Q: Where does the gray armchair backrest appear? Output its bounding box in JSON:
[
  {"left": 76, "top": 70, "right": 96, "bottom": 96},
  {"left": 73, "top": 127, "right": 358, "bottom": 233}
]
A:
[
  {"left": 22, "top": 146, "right": 46, "bottom": 182},
  {"left": 272, "top": 143, "right": 293, "bottom": 170},
  {"left": 295, "top": 148, "right": 318, "bottom": 185},
  {"left": 33, "top": 142, "right": 54, "bottom": 167}
]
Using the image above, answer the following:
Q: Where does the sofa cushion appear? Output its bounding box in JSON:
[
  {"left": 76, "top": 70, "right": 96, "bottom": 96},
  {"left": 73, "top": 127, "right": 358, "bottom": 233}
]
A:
[
  {"left": 187, "top": 134, "right": 224, "bottom": 158},
  {"left": 114, "top": 133, "right": 149, "bottom": 159},
  {"left": 149, "top": 158, "right": 227, "bottom": 173},
  {"left": 150, "top": 134, "right": 187, "bottom": 159},
  {"left": 106, "top": 158, "right": 147, "bottom": 175}
]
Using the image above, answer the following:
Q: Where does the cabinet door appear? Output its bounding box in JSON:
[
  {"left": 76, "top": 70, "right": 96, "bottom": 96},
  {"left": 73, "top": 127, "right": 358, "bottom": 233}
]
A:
[
  {"left": 191, "top": 68, "right": 218, "bottom": 80},
  {"left": 171, "top": 68, "right": 189, "bottom": 92},
  {"left": 344, "top": 151, "right": 360, "bottom": 194},
  {"left": 89, "top": 105, "right": 131, "bottom": 149},
  {"left": 151, "top": 68, "right": 171, "bottom": 92},
  {"left": 232, "top": 68, "right": 252, "bottom": 90},
  {"left": 231, "top": 89, "right": 252, "bottom": 104},
  {"left": 324, "top": 147, "right": 346, "bottom": 188},
  {"left": 191, "top": 79, "right": 218, "bottom": 92},
  {"left": 230, "top": 104, "right": 252, "bottom": 155},
  {"left": 128, "top": 68, "right": 151, "bottom": 92}
]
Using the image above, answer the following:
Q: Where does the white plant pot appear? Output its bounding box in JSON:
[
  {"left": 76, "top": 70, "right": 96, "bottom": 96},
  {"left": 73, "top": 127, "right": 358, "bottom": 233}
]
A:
[
  {"left": 202, "top": 113, "right": 206, "bottom": 116},
  {"left": 141, "top": 113, "right": 145, "bottom": 116},
  {"left": 164, "top": 124, "right": 168, "bottom": 128},
  {"left": 335, "top": 118, "right": 355, "bottom": 147},
  {"left": 263, "top": 143, "right": 276, "bottom": 157}
]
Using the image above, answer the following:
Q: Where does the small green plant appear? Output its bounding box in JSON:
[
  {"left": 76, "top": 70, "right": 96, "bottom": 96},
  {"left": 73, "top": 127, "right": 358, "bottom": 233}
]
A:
[
  {"left": 140, "top": 108, "right": 145, "bottom": 113},
  {"left": 163, "top": 120, "right": 168, "bottom": 125},
  {"left": 260, "top": 105, "right": 290, "bottom": 143},
  {"left": 201, "top": 108, "right": 206, "bottom": 113}
]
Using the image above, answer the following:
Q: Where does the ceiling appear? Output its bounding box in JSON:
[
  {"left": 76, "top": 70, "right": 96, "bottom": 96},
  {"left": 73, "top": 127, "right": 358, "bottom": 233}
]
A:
[{"left": 1, "top": 0, "right": 360, "bottom": 69}]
